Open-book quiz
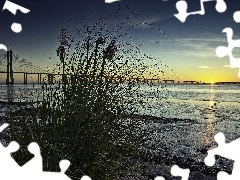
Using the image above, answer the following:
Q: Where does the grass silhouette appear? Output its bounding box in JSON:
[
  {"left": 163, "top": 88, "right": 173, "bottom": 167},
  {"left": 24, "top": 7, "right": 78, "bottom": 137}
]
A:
[{"left": 7, "top": 6, "right": 181, "bottom": 179}]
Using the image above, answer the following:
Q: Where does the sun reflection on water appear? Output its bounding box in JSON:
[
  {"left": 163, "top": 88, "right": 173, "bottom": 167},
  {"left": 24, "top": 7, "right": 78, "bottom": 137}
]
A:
[{"left": 199, "top": 85, "right": 217, "bottom": 146}]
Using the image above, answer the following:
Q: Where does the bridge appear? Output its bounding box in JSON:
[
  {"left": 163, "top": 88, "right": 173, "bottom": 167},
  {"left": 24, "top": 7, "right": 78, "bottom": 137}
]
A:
[
  {"left": 5, "top": 50, "right": 14, "bottom": 84},
  {"left": 0, "top": 50, "right": 64, "bottom": 84},
  {"left": 0, "top": 71, "right": 64, "bottom": 84},
  {"left": 215, "top": 82, "right": 240, "bottom": 84},
  {"left": 2, "top": 51, "right": 239, "bottom": 85},
  {"left": 0, "top": 50, "right": 178, "bottom": 85},
  {"left": 183, "top": 80, "right": 198, "bottom": 84}
]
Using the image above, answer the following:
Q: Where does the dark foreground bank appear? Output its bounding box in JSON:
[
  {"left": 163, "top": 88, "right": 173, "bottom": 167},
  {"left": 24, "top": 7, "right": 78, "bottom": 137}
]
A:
[{"left": 0, "top": 103, "right": 234, "bottom": 180}]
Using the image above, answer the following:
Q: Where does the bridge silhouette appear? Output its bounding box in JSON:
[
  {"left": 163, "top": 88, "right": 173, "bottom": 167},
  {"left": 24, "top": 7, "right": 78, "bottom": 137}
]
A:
[
  {"left": 1, "top": 50, "right": 239, "bottom": 85},
  {"left": 0, "top": 50, "right": 65, "bottom": 84},
  {"left": 0, "top": 50, "right": 180, "bottom": 85},
  {"left": 0, "top": 70, "right": 179, "bottom": 85},
  {"left": 0, "top": 71, "right": 64, "bottom": 84}
]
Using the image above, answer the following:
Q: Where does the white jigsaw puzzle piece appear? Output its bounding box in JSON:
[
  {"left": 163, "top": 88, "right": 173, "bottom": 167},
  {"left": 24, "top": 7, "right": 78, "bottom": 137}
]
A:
[
  {"left": 39, "top": 160, "right": 71, "bottom": 180},
  {"left": 2, "top": 0, "right": 30, "bottom": 15},
  {"left": 154, "top": 164, "right": 190, "bottom": 180},
  {"left": 0, "top": 44, "right": 7, "bottom": 51},
  {"left": 105, "top": 0, "right": 121, "bottom": 3},
  {"left": 0, "top": 124, "right": 22, "bottom": 179},
  {"left": 174, "top": 0, "right": 227, "bottom": 22},
  {"left": 11, "top": 22, "right": 22, "bottom": 33},
  {"left": 204, "top": 132, "right": 240, "bottom": 180},
  {"left": 154, "top": 176, "right": 165, "bottom": 180},
  {"left": 215, "top": 28, "right": 240, "bottom": 78},
  {"left": 21, "top": 142, "right": 43, "bottom": 173},
  {"left": 80, "top": 175, "right": 92, "bottom": 180},
  {"left": 171, "top": 165, "right": 190, "bottom": 180},
  {"left": 0, "top": 123, "right": 22, "bottom": 179},
  {"left": 0, "top": 123, "right": 9, "bottom": 132},
  {"left": 233, "top": 11, "right": 240, "bottom": 23},
  {"left": 0, "top": 123, "right": 92, "bottom": 179},
  {"left": 2, "top": 0, "right": 30, "bottom": 33}
]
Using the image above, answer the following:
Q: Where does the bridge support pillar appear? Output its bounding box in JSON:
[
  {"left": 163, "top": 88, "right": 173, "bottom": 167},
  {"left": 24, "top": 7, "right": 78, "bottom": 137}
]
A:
[
  {"left": 24, "top": 73, "right": 28, "bottom": 84},
  {"left": 6, "top": 51, "right": 9, "bottom": 84},
  {"left": 37, "top": 74, "right": 42, "bottom": 84},
  {"left": 48, "top": 74, "right": 54, "bottom": 84},
  {"left": 6, "top": 50, "right": 14, "bottom": 84}
]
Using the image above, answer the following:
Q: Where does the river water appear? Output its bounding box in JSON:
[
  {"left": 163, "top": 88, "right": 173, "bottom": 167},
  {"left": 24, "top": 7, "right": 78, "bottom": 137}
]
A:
[
  {"left": 0, "top": 84, "right": 240, "bottom": 148},
  {"left": 1, "top": 83, "right": 240, "bottom": 121},
  {"left": 0, "top": 83, "right": 240, "bottom": 174},
  {"left": 138, "top": 83, "right": 240, "bottom": 121}
]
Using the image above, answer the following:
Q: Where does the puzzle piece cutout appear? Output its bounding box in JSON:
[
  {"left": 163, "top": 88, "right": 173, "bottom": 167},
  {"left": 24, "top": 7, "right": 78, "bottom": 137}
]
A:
[
  {"left": 154, "top": 165, "right": 190, "bottom": 180},
  {"left": 2, "top": 0, "right": 30, "bottom": 33},
  {"left": 0, "top": 123, "right": 92, "bottom": 179},
  {"left": 0, "top": 1, "right": 30, "bottom": 51},
  {"left": 154, "top": 177, "right": 165, "bottom": 180},
  {"left": 174, "top": 0, "right": 227, "bottom": 22},
  {"left": 215, "top": 28, "right": 240, "bottom": 78},
  {"left": 20, "top": 142, "right": 43, "bottom": 174},
  {"left": 0, "top": 123, "right": 22, "bottom": 179},
  {"left": 0, "top": 44, "right": 7, "bottom": 51},
  {"left": 105, "top": 0, "right": 121, "bottom": 3},
  {"left": 233, "top": 11, "right": 240, "bottom": 23},
  {"left": 171, "top": 165, "right": 190, "bottom": 180},
  {"left": 0, "top": 0, "right": 30, "bottom": 51},
  {"left": 205, "top": 132, "right": 240, "bottom": 180}
]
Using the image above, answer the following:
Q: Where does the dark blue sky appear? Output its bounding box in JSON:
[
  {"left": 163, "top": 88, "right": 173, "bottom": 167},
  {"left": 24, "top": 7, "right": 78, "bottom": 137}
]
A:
[{"left": 1, "top": 0, "right": 240, "bottom": 82}]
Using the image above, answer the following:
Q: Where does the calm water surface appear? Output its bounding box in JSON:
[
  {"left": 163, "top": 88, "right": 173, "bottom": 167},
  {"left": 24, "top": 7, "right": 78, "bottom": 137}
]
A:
[
  {"left": 1, "top": 83, "right": 240, "bottom": 121},
  {"left": 134, "top": 83, "right": 240, "bottom": 122},
  {"left": 1, "top": 83, "right": 240, "bottom": 161},
  {"left": 0, "top": 84, "right": 240, "bottom": 146}
]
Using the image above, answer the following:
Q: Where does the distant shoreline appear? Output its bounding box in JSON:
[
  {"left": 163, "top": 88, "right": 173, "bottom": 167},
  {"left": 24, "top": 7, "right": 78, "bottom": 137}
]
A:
[{"left": 0, "top": 82, "right": 240, "bottom": 85}]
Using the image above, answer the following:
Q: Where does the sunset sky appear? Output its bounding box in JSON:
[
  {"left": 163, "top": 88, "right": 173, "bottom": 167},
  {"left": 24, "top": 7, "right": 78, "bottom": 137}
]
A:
[{"left": 1, "top": 0, "right": 240, "bottom": 83}]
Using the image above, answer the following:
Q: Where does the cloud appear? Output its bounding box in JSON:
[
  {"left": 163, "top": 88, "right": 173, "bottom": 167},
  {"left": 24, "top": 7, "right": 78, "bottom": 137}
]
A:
[
  {"left": 198, "top": 66, "right": 213, "bottom": 69},
  {"left": 168, "top": 37, "right": 228, "bottom": 59},
  {"left": 175, "top": 37, "right": 227, "bottom": 43},
  {"left": 129, "top": 13, "right": 172, "bottom": 29}
]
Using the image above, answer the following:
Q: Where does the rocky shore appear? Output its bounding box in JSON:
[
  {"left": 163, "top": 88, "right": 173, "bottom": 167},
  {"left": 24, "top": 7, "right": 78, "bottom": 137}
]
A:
[
  {"left": 123, "top": 114, "right": 234, "bottom": 179},
  {"left": 0, "top": 103, "right": 236, "bottom": 180}
]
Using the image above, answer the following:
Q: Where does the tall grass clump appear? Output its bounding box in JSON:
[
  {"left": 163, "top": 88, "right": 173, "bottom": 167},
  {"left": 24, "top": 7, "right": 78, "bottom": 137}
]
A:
[
  {"left": 8, "top": 26, "right": 154, "bottom": 179},
  {"left": 8, "top": 8, "right": 181, "bottom": 179}
]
